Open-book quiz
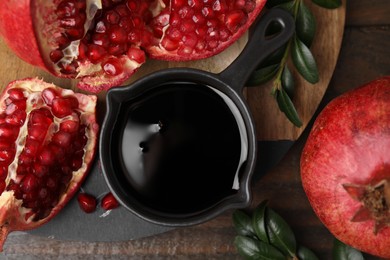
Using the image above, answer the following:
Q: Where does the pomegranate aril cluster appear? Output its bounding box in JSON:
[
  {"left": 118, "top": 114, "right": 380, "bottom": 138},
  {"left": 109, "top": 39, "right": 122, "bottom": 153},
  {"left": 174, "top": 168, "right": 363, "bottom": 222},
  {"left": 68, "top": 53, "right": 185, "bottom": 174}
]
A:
[
  {"left": 0, "top": 87, "right": 87, "bottom": 221},
  {"left": 158, "top": 0, "right": 255, "bottom": 55},
  {"left": 52, "top": 0, "right": 150, "bottom": 77}
]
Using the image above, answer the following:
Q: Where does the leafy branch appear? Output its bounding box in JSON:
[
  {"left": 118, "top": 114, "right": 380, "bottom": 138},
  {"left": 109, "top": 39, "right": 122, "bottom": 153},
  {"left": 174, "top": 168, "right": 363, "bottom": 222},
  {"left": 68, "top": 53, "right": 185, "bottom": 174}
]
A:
[
  {"left": 232, "top": 200, "right": 365, "bottom": 259},
  {"left": 247, "top": 0, "right": 342, "bottom": 127},
  {"left": 232, "top": 200, "right": 319, "bottom": 259}
]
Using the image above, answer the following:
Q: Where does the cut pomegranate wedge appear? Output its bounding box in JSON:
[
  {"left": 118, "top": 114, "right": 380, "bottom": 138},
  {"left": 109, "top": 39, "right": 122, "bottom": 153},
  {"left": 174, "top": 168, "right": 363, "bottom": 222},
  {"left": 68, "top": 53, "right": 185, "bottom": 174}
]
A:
[
  {"left": 0, "top": 0, "right": 266, "bottom": 93},
  {"left": 0, "top": 78, "right": 98, "bottom": 251}
]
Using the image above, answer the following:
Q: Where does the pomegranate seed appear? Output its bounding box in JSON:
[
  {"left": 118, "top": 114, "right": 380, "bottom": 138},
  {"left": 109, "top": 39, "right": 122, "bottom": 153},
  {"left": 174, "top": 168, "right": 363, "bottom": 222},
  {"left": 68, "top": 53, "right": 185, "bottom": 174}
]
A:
[
  {"left": 50, "top": 144, "right": 66, "bottom": 163},
  {"left": 55, "top": 34, "right": 70, "bottom": 48},
  {"left": 0, "top": 180, "right": 5, "bottom": 194},
  {"left": 180, "top": 20, "right": 195, "bottom": 33},
  {"left": 108, "top": 26, "right": 128, "bottom": 44},
  {"left": 46, "top": 176, "right": 59, "bottom": 190},
  {"left": 101, "top": 192, "right": 120, "bottom": 210},
  {"left": 166, "top": 27, "right": 182, "bottom": 41},
  {"left": 178, "top": 6, "right": 194, "bottom": 19},
  {"left": 188, "top": 0, "right": 203, "bottom": 9},
  {"left": 134, "top": 14, "right": 144, "bottom": 26},
  {"left": 192, "top": 13, "right": 206, "bottom": 25},
  {"left": 0, "top": 166, "right": 8, "bottom": 180},
  {"left": 115, "top": 5, "right": 130, "bottom": 16},
  {"left": 127, "top": 47, "right": 146, "bottom": 64},
  {"left": 38, "top": 147, "right": 56, "bottom": 166},
  {"left": 245, "top": 0, "right": 256, "bottom": 12},
  {"left": 0, "top": 148, "right": 15, "bottom": 164},
  {"left": 38, "top": 187, "right": 48, "bottom": 199},
  {"left": 202, "top": 6, "right": 214, "bottom": 17},
  {"left": 212, "top": 0, "right": 228, "bottom": 13},
  {"left": 59, "top": 61, "right": 78, "bottom": 75},
  {"left": 225, "top": 10, "right": 247, "bottom": 32},
  {"left": 5, "top": 110, "right": 27, "bottom": 126},
  {"left": 24, "top": 139, "right": 41, "bottom": 157},
  {"left": 128, "top": 30, "right": 141, "bottom": 44},
  {"left": 177, "top": 45, "right": 194, "bottom": 56},
  {"left": 52, "top": 97, "right": 79, "bottom": 118},
  {"left": 108, "top": 43, "right": 127, "bottom": 55},
  {"left": 75, "top": 0, "right": 87, "bottom": 9},
  {"left": 77, "top": 193, "right": 97, "bottom": 213},
  {"left": 106, "top": 10, "right": 120, "bottom": 24},
  {"left": 28, "top": 126, "right": 47, "bottom": 142},
  {"left": 6, "top": 100, "right": 27, "bottom": 115},
  {"left": 52, "top": 131, "right": 72, "bottom": 147},
  {"left": 32, "top": 163, "right": 49, "bottom": 178},
  {"left": 18, "top": 152, "right": 33, "bottom": 166},
  {"left": 102, "top": 58, "right": 124, "bottom": 76},
  {"left": 42, "top": 88, "right": 58, "bottom": 106},
  {"left": 161, "top": 38, "right": 180, "bottom": 51},
  {"left": 119, "top": 16, "right": 134, "bottom": 31},
  {"left": 60, "top": 120, "right": 79, "bottom": 133},
  {"left": 78, "top": 41, "right": 88, "bottom": 60},
  {"left": 92, "top": 34, "right": 110, "bottom": 48},
  {"left": 29, "top": 108, "right": 53, "bottom": 126},
  {"left": 60, "top": 16, "right": 84, "bottom": 28},
  {"left": 66, "top": 28, "right": 84, "bottom": 40},
  {"left": 87, "top": 44, "right": 107, "bottom": 63},
  {"left": 20, "top": 174, "right": 39, "bottom": 193},
  {"left": 0, "top": 124, "right": 18, "bottom": 140},
  {"left": 56, "top": 1, "right": 77, "bottom": 18},
  {"left": 219, "top": 28, "right": 232, "bottom": 42},
  {"left": 126, "top": 0, "right": 138, "bottom": 11},
  {"left": 50, "top": 50, "right": 64, "bottom": 63},
  {"left": 95, "top": 21, "right": 107, "bottom": 33},
  {"left": 7, "top": 88, "right": 25, "bottom": 101},
  {"left": 71, "top": 157, "right": 83, "bottom": 170},
  {"left": 173, "top": 0, "right": 186, "bottom": 7}
]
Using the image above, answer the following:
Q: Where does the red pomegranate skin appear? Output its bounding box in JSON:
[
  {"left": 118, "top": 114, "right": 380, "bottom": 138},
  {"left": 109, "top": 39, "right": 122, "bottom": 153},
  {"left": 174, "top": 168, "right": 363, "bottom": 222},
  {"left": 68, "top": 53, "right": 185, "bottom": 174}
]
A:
[
  {"left": 0, "top": 0, "right": 45, "bottom": 68},
  {"left": 300, "top": 77, "right": 390, "bottom": 258}
]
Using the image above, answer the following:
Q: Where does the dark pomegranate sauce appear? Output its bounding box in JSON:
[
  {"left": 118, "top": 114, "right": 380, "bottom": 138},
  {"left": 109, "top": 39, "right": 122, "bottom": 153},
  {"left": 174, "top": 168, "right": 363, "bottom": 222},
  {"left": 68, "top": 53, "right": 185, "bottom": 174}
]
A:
[{"left": 112, "top": 82, "right": 248, "bottom": 214}]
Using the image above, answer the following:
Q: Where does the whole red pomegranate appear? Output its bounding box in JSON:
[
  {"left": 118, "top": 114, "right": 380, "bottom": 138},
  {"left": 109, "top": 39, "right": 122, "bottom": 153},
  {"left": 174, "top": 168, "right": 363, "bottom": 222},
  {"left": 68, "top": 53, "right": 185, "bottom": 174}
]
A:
[
  {"left": 301, "top": 77, "right": 390, "bottom": 258},
  {"left": 0, "top": 78, "right": 98, "bottom": 250},
  {"left": 0, "top": 0, "right": 266, "bottom": 93}
]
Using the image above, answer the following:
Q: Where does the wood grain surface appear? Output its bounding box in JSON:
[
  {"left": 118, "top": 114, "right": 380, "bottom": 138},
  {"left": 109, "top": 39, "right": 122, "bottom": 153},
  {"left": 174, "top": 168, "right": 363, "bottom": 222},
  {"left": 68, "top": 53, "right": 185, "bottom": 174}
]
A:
[{"left": 1, "top": 0, "right": 390, "bottom": 259}]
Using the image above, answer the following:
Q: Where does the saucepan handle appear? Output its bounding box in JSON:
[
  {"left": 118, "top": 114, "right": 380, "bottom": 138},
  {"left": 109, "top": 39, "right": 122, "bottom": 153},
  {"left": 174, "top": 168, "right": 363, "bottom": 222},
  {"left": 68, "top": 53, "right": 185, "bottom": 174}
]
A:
[{"left": 219, "top": 8, "right": 295, "bottom": 92}]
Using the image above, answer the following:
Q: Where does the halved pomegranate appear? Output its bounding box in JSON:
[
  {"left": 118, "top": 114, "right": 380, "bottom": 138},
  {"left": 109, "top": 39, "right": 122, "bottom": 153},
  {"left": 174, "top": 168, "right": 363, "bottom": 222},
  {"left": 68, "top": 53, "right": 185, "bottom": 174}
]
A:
[
  {"left": 0, "top": 78, "right": 98, "bottom": 251},
  {"left": 0, "top": 0, "right": 266, "bottom": 93}
]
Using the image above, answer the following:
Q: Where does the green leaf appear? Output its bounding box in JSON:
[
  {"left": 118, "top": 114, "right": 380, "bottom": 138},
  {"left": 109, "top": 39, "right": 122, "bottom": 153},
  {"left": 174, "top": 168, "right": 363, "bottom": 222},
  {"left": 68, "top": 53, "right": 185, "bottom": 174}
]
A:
[
  {"left": 276, "top": 88, "right": 303, "bottom": 127},
  {"left": 281, "top": 65, "right": 294, "bottom": 98},
  {"left": 312, "top": 0, "right": 342, "bottom": 9},
  {"left": 234, "top": 236, "right": 285, "bottom": 260},
  {"left": 247, "top": 64, "right": 279, "bottom": 86},
  {"left": 291, "top": 36, "right": 319, "bottom": 84},
  {"left": 332, "top": 238, "right": 365, "bottom": 260},
  {"left": 252, "top": 200, "right": 269, "bottom": 243},
  {"left": 232, "top": 210, "right": 256, "bottom": 237},
  {"left": 265, "top": 208, "right": 297, "bottom": 257},
  {"left": 296, "top": 2, "right": 316, "bottom": 47},
  {"left": 297, "top": 245, "right": 320, "bottom": 260}
]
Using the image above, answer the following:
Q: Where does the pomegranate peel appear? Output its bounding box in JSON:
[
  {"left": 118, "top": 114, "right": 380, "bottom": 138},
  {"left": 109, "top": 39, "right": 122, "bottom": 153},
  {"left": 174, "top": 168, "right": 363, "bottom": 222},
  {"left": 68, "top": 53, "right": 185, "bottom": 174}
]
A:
[
  {"left": 0, "top": 0, "right": 266, "bottom": 93},
  {"left": 300, "top": 77, "right": 390, "bottom": 258},
  {"left": 0, "top": 78, "right": 99, "bottom": 251}
]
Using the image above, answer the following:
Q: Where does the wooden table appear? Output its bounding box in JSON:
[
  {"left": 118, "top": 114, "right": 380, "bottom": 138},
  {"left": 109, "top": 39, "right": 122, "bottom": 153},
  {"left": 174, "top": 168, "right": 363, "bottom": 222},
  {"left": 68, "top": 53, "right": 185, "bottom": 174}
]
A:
[{"left": 2, "top": 0, "right": 389, "bottom": 259}]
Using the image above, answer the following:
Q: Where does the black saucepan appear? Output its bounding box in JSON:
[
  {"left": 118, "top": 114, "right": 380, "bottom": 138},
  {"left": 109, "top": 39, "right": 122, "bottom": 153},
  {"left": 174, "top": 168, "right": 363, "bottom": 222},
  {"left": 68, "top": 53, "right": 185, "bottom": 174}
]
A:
[{"left": 100, "top": 9, "right": 294, "bottom": 226}]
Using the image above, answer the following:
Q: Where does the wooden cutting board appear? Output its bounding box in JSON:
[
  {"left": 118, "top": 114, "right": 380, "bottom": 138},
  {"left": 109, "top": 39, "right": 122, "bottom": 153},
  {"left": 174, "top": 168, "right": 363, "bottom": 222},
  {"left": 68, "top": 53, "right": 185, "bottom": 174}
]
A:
[{"left": 0, "top": 0, "right": 346, "bottom": 142}]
